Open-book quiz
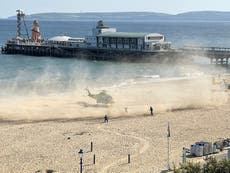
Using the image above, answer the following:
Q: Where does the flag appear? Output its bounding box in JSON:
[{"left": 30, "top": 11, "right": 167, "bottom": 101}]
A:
[{"left": 167, "top": 122, "right": 171, "bottom": 138}]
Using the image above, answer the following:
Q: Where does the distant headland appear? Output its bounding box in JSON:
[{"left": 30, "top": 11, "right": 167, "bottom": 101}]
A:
[{"left": 6, "top": 11, "right": 230, "bottom": 21}]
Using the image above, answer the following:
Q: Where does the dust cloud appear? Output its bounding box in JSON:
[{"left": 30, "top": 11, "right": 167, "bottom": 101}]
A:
[
  {"left": 0, "top": 52, "right": 229, "bottom": 121},
  {"left": 0, "top": 74, "right": 228, "bottom": 122}
]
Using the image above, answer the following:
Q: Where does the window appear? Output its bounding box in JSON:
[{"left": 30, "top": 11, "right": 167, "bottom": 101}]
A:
[
  {"left": 147, "top": 36, "right": 163, "bottom": 41},
  {"left": 123, "top": 38, "right": 129, "bottom": 44},
  {"left": 110, "top": 38, "right": 116, "bottom": 44},
  {"left": 103, "top": 37, "right": 109, "bottom": 44},
  {"left": 130, "top": 38, "right": 137, "bottom": 44},
  {"left": 117, "top": 38, "right": 122, "bottom": 44}
]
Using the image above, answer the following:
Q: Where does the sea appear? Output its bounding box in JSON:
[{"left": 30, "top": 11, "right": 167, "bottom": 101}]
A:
[{"left": 1, "top": 19, "right": 230, "bottom": 96}]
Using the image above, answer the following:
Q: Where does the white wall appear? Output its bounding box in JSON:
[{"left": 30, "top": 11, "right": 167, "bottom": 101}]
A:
[{"left": 92, "top": 28, "right": 117, "bottom": 36}]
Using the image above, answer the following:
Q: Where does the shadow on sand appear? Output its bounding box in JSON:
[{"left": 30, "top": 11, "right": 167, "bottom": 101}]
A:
[{"left": 77, "top": 101, "right": 110, "bottom": 108}]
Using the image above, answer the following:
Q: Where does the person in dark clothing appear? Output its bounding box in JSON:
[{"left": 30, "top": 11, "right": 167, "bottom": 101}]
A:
[
  {"left": 104, "top": 115, "right": 108, "bottom": 123},
  {"left": 150, "top": 106, "right": 153, "bottom": 115}
]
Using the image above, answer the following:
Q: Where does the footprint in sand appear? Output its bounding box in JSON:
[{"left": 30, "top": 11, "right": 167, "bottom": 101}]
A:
[{"left": 97, "top": 125, "right": 152, "bottom": 173}]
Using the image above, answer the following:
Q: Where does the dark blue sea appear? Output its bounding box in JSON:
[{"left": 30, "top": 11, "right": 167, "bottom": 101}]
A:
[{"left": 1, "top": 19, "right": 230, "bottom": 95}]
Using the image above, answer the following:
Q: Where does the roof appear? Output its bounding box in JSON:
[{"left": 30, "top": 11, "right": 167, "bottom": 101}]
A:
[
  {"left": 97, "top": 32, "right": 163, "bottom": 38},
  {"left": 48, "top": 36, "right": 71, "bottom": 42},
  {"left": 96, "top": 20, "right": 110, "bottom": 29}
]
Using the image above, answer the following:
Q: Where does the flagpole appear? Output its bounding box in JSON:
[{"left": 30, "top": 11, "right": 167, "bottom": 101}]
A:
[
  {"left": 167, "top": 134, "right": 171, "bottom": 171},
  {"left": 167, "top": 122, "right": 171, "bottom": 171}
]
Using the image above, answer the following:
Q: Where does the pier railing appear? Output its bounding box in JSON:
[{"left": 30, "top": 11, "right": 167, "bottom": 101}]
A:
[
  {"left": 182, "top": 46, "right": 230, "bottom": 65},
  {"left": 183, "top": 46, "right": 230, "bottom": 52}
]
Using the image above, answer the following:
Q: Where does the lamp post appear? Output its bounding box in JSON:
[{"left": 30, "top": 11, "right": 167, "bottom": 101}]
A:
[{"left": 78, "top": 149, "right": 83, "bottom": 173}]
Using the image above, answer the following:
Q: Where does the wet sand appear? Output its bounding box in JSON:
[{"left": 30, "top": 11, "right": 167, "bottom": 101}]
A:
[{"left": 0, "top": 77, "right": 229, "bottom": 172}]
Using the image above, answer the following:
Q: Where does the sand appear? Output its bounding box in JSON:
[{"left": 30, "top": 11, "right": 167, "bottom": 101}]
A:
[{"left": 0, "top": 77, "right": 229, "bottom": 172}]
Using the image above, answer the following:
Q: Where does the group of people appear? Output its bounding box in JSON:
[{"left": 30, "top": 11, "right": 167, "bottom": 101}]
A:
[{"left": 103, "top": 106, "right": 154, "bottom": 123}]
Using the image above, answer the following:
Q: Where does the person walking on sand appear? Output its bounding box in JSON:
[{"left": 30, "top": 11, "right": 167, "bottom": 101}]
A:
[
  {"left": 150, "top": 106, "right": 153, "bottom": 115},
  {"left": 104, "top": 115, "right": 109, "bottom": 123}
]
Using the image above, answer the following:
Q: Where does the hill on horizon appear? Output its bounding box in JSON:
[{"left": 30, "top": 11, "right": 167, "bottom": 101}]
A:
[{"left": 7, "top": 11, "right": 230, "bottom": 21}]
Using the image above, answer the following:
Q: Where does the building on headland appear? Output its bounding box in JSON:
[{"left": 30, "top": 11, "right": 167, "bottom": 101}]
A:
[{"left": 2, "top": 10, "right": 177, "bottom": 61}]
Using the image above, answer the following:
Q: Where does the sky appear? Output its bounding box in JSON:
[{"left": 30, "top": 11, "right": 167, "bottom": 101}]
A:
[{"left": 1, "top": 0, "right": 230, "bottom": 18}]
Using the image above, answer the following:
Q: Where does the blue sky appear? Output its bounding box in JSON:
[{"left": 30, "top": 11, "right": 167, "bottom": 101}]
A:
[{"left": 1, "top": 0, "right": 230, "bottom": 18}]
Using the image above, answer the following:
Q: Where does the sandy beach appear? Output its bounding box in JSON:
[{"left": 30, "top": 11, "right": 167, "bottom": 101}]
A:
[{"left": 0, "top": 77, "right": 229, "bottom": 173}]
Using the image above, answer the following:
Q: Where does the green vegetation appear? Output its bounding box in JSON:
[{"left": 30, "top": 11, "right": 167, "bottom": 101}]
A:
[{"left": 174, "top": 158, "right": 230, "bottom": 173}]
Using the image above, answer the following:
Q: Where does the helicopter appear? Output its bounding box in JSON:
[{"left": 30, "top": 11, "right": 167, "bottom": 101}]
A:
[{"left": 85, "top": 88, "right": 114, "bottom": 104}]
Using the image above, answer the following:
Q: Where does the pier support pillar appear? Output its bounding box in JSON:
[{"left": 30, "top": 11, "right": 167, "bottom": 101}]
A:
[{"left": 210, "top": 58, "right": 213, "bottom": 64}]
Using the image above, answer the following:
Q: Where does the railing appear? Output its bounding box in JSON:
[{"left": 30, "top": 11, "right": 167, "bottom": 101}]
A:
[{"left": 183, "top": 46, "right": 230, "bottom": 52}]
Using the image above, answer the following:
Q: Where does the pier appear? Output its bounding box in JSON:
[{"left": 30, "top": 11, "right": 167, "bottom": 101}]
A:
[
  {"left": 2, "top": 41, "right": 182, "bottom": 61},
  {"left": 3, "top": 44, "right": 230, "bottom": 64},
  {"left": 182, "top": 46, "right": 230, "bottom": 65},
  {"left": 2, "top": 10, "right": 230, "bottom": 63}
]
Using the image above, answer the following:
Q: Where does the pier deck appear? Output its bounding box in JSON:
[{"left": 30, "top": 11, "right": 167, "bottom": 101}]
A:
[
  {"left": 2, "top": 43, "right": 230, "bottom": 64},
  {"left": 1, "top": 43, "right": 181, "bottom": 61},
  {"left": 182, "top": 46, "right": 230, "bottom": 65}
]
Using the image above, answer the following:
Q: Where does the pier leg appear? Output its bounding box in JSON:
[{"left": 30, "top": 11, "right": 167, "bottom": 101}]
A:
[{"left": 210, "top": 58, "right": 213, "bottom": 64}]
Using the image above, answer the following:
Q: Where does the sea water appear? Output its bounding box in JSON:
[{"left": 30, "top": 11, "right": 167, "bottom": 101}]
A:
[{"left": 1, "top": 19, "right": 230, "bottom": 96}]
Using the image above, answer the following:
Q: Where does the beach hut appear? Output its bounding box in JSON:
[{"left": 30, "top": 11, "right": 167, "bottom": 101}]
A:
[
  {"left": 208, "top": 142, "right": 213, "bottom": 154},
  {"left": 190, "top": 144, "right": 196, "bottom": 156},
  {"left": 190, "top": 144, "right": 204, "bottom": 157},
  {"left": 195, "top": 142, "right": 209, "bottom": 155},
  {"left": 195, "top": 145, "right": 204, "bottom": 157}
]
